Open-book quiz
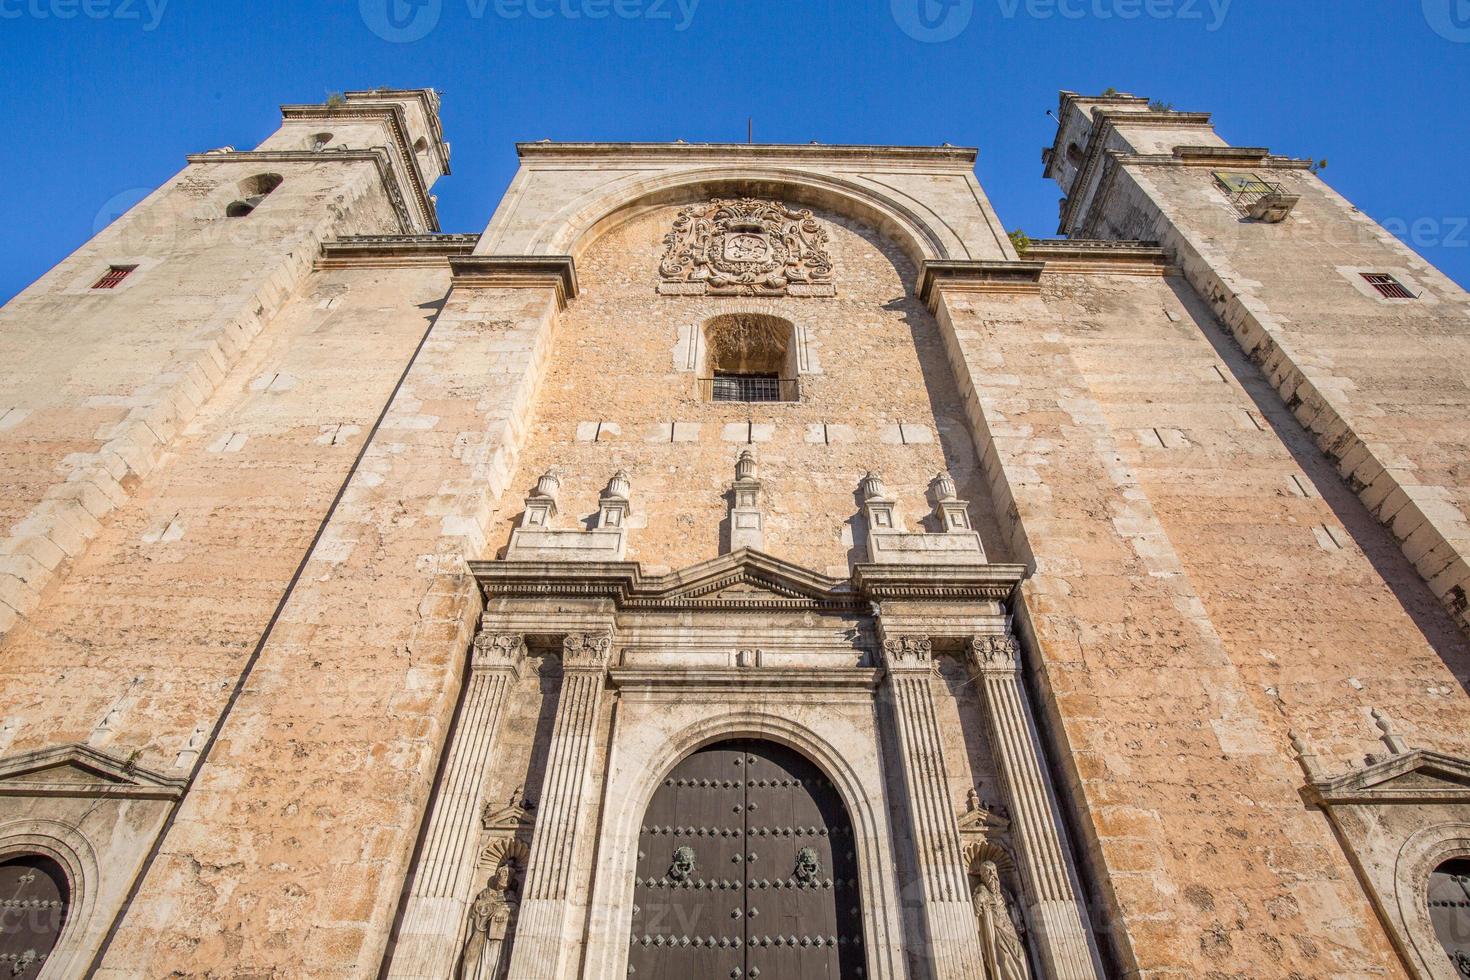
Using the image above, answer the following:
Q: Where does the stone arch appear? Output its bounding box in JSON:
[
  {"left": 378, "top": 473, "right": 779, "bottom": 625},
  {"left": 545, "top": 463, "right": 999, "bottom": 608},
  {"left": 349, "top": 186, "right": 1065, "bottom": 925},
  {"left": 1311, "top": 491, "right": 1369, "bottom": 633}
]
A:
[
  {"left": 0, "top": 818, "right": 100, "bottom": 980},
  {"left": 585, "top": 708, "right": 907, "bottom": 979},
  {"left": 1395, "top": 822, "right": 1470, "bottom": 979},
  {"left": 532, "top": 167, "right": 954, "bottom": 270}
]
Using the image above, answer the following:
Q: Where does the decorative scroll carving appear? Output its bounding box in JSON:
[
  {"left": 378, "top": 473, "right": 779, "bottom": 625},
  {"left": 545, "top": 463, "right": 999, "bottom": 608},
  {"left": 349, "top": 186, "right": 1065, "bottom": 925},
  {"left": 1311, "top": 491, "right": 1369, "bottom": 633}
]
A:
[
  {"left": 880, "top": 635, "right": 933, "bottom": 668},
  {"left": 972, "top": 861, "right": 1032, "bottom": 980},
  {"left": 562, "top": 632, "right": 613, "bottom": 670},
  {"left": 969, "top": 633, "right": 1021, "bottom": 671},
  {"left": 459, "top": 859, "right": 521, "bottom": 980},
  {"left": 658, "top": 198, "right": 836, "bottom": 297},
  {"left": 472, "top": 632, "right": 527, "bottom": 672}
]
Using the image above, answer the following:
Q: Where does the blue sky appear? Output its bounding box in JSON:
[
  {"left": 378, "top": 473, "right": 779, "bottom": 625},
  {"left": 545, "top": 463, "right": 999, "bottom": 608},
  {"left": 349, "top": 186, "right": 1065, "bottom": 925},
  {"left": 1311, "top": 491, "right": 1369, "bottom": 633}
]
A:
[{"left": 1, "top": 0, "right": 1468, "bottom": 302}]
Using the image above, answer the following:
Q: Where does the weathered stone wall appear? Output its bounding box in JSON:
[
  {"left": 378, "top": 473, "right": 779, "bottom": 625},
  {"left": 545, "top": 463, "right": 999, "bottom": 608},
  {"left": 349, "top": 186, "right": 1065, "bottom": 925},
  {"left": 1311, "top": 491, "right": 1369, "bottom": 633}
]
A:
[
  {"left": 489, "top": 204, "right": 1004, "bottom": 574},
  {"left": 934, "top": 260, "right": 1470, "bottom": 977},
  {"left": 0, "top": 128, "right": 417, "bottom": 639}
]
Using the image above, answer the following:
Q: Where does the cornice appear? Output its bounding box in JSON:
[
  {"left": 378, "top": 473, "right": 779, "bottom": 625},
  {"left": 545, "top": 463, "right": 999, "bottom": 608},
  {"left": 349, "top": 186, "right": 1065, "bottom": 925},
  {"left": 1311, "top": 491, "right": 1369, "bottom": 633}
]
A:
[
  {"left": 449, "top": 255, "right": 579, "bottom": 308},
  {"left": 1024, "top": 239, "right": 1173, "bottom": 277},
  {"left": 515, "top": 141, "right": 978, "bottom": 167},
  {"left": 186, "top": 148, "right": 418, "bottom": 234},
  {"left": 852, "top": 563, "right": 1026, "bottom": 602},
  {"left": 917, "top": 260, "right": 1046, "bottom": 306},
  {"left": 316, "top": 233, "right": 480, "bottom": 270},
  {"left": 280, "top": 101, "right": 440, "bottom": 230},
  {"left": 609, "top": 667, "right": 883, "bottom": 693}
]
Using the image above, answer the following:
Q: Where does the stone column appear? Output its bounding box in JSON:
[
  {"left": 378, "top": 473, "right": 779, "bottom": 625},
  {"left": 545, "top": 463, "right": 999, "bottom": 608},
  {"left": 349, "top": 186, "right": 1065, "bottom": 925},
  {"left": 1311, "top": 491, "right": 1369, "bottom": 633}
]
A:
[
  {"left": 504, "top": 631, "right": 613, "bottom": 980},
  {"left": 387, "top": 631, "right": 527, "bottom": 980},
  {"left": 968, "top": 633, "right": 1100, "bottom": 980},
  {"left": 878, "top": 634, "right": 988, "bottom": 979}
]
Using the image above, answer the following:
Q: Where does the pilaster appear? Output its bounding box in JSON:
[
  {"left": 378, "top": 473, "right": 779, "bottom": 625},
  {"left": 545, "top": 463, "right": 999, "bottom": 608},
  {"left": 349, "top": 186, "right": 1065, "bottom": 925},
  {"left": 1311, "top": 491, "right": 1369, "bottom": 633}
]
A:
[
  {"left": 505, "top": 631, "right": 614, "bottom": 980},
  {"left": 387, "top": 631, "right": 527, "bottom": 979},
  {"left": 877, "top": 633, "right": 987, "bottom": 979},
  {"left": 967, "top": 633, "right": 1100, "bottom": 980}
]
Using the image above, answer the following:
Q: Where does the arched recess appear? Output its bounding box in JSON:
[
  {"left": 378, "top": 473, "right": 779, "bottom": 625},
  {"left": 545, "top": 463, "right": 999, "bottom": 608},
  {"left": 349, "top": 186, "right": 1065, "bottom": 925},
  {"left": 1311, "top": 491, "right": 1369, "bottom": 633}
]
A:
[
  {"left": 527, "top": 167, "right": 955, "bottom": 271},
  {"left": 1395, "top": 823, "right": 1470, "bottom": 979},
  {"left": 0, "top": 819, "right": 99, "bottom": 980},
  {"left": 585, "top": 709, "right": 907, "bottom": 980}
]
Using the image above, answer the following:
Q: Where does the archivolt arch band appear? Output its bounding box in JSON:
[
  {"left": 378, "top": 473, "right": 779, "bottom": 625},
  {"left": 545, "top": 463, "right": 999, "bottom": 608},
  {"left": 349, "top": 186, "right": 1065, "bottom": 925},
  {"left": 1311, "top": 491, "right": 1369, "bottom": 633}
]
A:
[
  {"left": 528, "top": 167, "right": 954, "bottom": 269},
  {"left": 583, "top": 707, "right": 907, "bottom": 980},
  {"left": 0, "top": 818, "right": 100, "bottom": 980}
]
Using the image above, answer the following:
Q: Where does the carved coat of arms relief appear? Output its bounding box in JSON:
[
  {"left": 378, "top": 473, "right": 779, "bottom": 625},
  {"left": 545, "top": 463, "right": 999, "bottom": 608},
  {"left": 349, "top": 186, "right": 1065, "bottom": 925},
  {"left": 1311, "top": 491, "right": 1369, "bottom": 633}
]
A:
[{"left": 657, "top": 198, "right": 837, "bottom": 297}]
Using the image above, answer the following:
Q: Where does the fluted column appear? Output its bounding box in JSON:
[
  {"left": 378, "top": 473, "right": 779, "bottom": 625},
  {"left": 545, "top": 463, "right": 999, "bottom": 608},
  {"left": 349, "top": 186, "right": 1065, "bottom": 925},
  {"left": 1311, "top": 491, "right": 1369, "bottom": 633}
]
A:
[
  {"left": 387, "top": 631, "right": 526, "bottom": 979},
  {"left": 968, "top": 633, "right": 1100, "bottom": 980},
  {"left": 505, "top": 631, "right": 613, "bottom": 980},
  {"left": 879, "top": 635, "right": 988, "bottom": 979}
]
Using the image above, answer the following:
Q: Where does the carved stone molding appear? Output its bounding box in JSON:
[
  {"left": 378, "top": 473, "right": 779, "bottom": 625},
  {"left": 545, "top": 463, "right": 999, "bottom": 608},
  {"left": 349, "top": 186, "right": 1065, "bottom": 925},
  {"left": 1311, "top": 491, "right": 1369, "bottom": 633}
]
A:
[
  {"left": 658, "top": 198, "right": 836, "bottom": 297},
  {"left": 969, "top": 633, "right": 1021, "bottom": 672},
  {"left": 472, "top": 632, "right": 528, "bottom": 674},
  {"left": 879, "top": 634, "right": 934, "bottom": 670},
  {"left": 561, "top": 632, "right": 613, "bottom": 672}
]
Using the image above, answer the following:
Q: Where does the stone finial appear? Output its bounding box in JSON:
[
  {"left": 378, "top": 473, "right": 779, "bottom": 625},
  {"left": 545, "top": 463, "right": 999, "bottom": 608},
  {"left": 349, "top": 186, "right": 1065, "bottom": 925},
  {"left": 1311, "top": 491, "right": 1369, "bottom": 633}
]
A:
[
  {"left": 520, "top": 470, "right": 561, "bottom": 529},
  {"left": 533, "top": 470, "right": 562, "bottom": 499},
  {"left": 1289, "top": 729, "right": 1323, "bottom": 782},
  {"left": 860, "top": 471, "right": 890, "bottom": 502},
  {"left": 931, "top": 471, "right": 958, "bottom": 501},
  {"left": 1371, "top": 708, "right": 1410, "bottom": 756},
  {"left": 930, "top": 470, "right": 976, "bottom": 536},
  {"left": 735, "top": 449, "right": 759, "bottom": 483},
  {"left": 604, "top": 470, "right": 631, "bottom": 501},
  {"left": 728, "top": 450, "right": 764, "bottom": 552},
  {"left": 598, "top": 471, "right": 632, "bottom": 531}
]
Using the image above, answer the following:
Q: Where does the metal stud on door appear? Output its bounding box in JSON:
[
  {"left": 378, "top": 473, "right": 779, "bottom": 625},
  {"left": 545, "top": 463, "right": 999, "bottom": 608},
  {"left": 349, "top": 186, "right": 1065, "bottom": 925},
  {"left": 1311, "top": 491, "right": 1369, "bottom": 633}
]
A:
[{"left": 628, "top": 739, "right": 865, "bottom": 979}]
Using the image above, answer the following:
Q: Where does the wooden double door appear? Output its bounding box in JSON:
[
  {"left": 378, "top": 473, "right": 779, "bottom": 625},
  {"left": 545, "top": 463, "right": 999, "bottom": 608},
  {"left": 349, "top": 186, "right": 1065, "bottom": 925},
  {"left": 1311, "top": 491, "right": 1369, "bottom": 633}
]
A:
[{"left": 629, "top": 738, "right": 865, "bottom": 979}]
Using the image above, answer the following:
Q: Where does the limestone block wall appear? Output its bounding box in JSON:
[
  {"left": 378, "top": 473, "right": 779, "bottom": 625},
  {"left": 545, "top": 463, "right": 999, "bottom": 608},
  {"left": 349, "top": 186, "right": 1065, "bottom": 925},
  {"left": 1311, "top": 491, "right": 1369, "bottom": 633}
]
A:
[
  {"left": 92, "top": 275, "right": 561, "bottom": 976},
  {"left": 933, "top": 258, "right": 1470, "bottom": 977},
  {"left": 0, "top": 144, "right": 411, "bottom": 639},
  {"left": 489, "top": 203, "right": 1005, "bottom": 574}
]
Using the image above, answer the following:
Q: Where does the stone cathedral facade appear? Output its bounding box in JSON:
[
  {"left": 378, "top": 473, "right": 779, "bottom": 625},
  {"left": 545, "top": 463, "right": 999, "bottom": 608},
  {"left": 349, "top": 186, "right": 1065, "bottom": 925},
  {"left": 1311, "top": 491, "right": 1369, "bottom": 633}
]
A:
[{"left": 1, "top": 86, "right": 1470, "bottom": 979}]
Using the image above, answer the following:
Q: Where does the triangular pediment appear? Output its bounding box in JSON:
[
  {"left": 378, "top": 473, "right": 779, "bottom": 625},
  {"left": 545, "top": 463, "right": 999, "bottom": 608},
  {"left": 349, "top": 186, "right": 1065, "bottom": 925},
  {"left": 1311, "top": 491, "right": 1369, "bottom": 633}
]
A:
[
  {"left": 0, "top": 744, "right": 187, "bottom": 800},
  {"left": 636, "top": 549, "right": 853, "bottom": 606},
  {"left": 1315, "top": 750, "right": 1470, "bottom": 804}
]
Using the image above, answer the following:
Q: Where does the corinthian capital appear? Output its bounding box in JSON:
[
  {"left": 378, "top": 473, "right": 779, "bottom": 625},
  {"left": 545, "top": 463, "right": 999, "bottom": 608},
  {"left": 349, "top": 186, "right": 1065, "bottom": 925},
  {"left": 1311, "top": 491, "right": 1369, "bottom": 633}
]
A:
[
  {"left": 879, "top": 635, "right": 933, "bottom": 669},
  {"left": 562, "top": 631, "right": 614, "bottom": 671},
  {"left": 968, "top": 633, "right": 1021, "bottom": 672},
  {"left": 472, "top": 631, "right": 527, "bottom": 673}
]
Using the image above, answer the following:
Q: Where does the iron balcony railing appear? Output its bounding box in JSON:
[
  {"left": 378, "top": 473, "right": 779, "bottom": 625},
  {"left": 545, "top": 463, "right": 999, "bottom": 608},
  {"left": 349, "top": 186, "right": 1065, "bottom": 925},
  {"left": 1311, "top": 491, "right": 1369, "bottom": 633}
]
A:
[
  {"left": 700, "top": 375, "right": 800, "bottom": 403},
  {"left": 1217, "top": 173, "right": 1288, "bottom": 213}
]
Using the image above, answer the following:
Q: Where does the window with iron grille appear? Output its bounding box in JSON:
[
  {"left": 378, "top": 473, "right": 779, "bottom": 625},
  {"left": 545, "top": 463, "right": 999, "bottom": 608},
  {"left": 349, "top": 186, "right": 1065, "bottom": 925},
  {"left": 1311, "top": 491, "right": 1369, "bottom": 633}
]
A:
[
  {"left": 91, "top": 265, "right": 137, "bottom": 289},
  {"left": 710, "top": 372, "right": 782, "bottom": 403},
  {"left": 1361, "top": 273, "right": 1415, "bottom": 299}
]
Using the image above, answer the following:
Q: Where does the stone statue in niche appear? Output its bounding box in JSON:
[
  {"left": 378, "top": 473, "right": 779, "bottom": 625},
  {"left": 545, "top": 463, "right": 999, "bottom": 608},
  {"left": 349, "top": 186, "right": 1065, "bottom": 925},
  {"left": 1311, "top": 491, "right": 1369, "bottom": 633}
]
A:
[
  {"left": 972, "top": 860, "right": 1031, "bottom": 980},
  {"left": 457, "top": 860, "right": 519, "bottom": 980},
  {"left": 658, "top": 198, "right": 836, "bottom": 297}
]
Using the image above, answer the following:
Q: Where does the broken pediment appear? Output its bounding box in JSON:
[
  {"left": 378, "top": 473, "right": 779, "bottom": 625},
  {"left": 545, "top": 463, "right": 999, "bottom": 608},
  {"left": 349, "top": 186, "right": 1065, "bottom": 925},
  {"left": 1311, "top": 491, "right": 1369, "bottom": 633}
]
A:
[{"left": 0, "top": 744, "right": 187, "bottom": 800}]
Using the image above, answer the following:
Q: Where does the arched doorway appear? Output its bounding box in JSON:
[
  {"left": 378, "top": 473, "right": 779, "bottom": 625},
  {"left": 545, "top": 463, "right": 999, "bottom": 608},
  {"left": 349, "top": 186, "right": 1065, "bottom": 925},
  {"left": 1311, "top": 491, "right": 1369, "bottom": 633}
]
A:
[
  {"left": 629, "top": 738, "right": 865, "bottom": 978},
  {"left": 0, "top": 853, "right": 70, "bottom": 979},
  {"left": 1428, "top": 857, "right": 1470, "bottom": 975}
]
